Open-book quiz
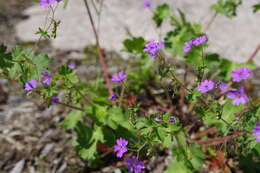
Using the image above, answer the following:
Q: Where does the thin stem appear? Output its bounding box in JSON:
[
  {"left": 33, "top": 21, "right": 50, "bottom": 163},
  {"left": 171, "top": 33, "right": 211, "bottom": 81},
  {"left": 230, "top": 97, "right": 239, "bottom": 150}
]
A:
[
  {"left": 170, "top": 71, "right": 191, "bottom": 93},
  {"left": 73, "top": 85, "right": 92, "bottom": 104},
  {"left": 247, "top": 44, "right": 260, "bottom": 63},
  {"left": 137, "top": 142, "right": 147, "bottom": 158},
  {"left": 57, "top": 102, "right": 85, "bottom": 111},
  {"left": 219, "top": 117, "right": 231, "bottom": 127},
  {"left": 204, "top": 12, "right": 217, "bottom": 32},
  {"left": 82, "top": 0, "right": 113, "bottom": 96},
  {"left": 119, "top": 83, "right": 126, "bottom": 107},
  {"left": 34, "top": 4, "right": 59, "bottom": 50},
  {"left": 201, "top": 47, "right": 205, "bottom": 82}
]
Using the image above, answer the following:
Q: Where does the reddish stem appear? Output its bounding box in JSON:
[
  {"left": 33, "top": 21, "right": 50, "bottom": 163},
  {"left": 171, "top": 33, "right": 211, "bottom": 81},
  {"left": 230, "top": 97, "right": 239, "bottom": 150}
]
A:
[
  {"left": 83, "top": 0, "right": 113, "bottom": 96},
  {"left": 193, "top": 127, "right": 217, "bottom": 140},
  {"left": 247, "top": 44, "right": 260, "bottom": 63},
  {"left": 195, "top": 132, "right": 241, "bottom": 145}
]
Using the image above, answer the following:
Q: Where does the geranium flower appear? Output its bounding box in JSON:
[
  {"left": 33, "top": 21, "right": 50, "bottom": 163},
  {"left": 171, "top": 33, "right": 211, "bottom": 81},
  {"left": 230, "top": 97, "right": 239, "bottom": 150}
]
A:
[
  {"left": 227, "top": 86, "right": 248, "bottom": 105},
  {"left": 114, "top": 138, "right": 128, "bottom": 158},
  {"left": 143, "top": 40, "right": 164, "bottom": 59},
  {"left": 253, "top": 121, "right": 260, "bottom": 142},
  {"left": 24, "top": 80, "right": 38, "bottom": 91},
  {"left": 198, "top": 80, "right": 214, "bottom": 93},
  {"left": 231, "top": 67, "right": 252, "bottom": 82},
  {"left": 111, "top": 72, "right": 127, "bottom": 83},
  {"left": 125, "top": 156, "right": 145, "bottom": 173},
  {"left": 41, "top": 72, "right": 52, "bottom": 86}
]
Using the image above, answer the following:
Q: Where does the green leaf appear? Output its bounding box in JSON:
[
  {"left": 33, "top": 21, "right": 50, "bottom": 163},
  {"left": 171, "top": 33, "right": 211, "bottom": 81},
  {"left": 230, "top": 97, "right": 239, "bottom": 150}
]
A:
[
  {"left": 12, "top": 46, "right": 24, "bottom": 60},
  {"left": 222, "top": 100, "right": 244, "bottom": 124},
  {"left": 107, "top": 107, "right": 132, "bottom": 130},
  {"left": 0, "top": 44, "right": 13, "bottom": 68},
  {"left": 256, "top": 107, "right": 260, "bottom": 118},
  {"left": 92, "top": 126, "right": 104, "bottom": 142},
  {"left": 59, "top": 65, "right": 73, "bottom": 75},
  {"left": 8, "top": 63, "right": 20, "bottom": 79},
  {"left": 31, "top": 53, "right": 51, "bottom": 66},
  {"left": 74, "top": 122, "right": 93, "bottom": 148},
  {"left": 75, "top": 125, "right": 104, "bottom": 161},
  {"left": 153, "top": 4, "right": 171, "bottom": 27},
  {"left": 253, "top": 4, "right": 260, "bottom": 13},
  {"left": 211, "top": 0, "right": 242, "bottom": 18},
  {"left": 62, "top": 110, "right": 84, "bottom": 129},
  {"left": 102, "top": 127, "right": 116, "bottom": 146},
  {"left": 123, "top": 37, "right": 145, "bottom": 53},
  {"left": 35, "top": 27, "right": 50, "bottom": 39},
  {"left": 165, "top": 157, "right": 193, "bottom": 173},
  {"left": 79, "top": 144, "right": 97, "bottom": 160},
  {"left": 188, "top": 142, "right": 205, "bottom": 170},
  {"left": 95, "top": 105, "right": 108, "bottom": 124},
  {"left": 203, "top": 109, "right": 227, "bottom": 134},
  {"left": 191, "top": 90, "right": 202, "bottom": 104},
  {"left": 66, "top": 72, "right": 79, "bottom": 84}
]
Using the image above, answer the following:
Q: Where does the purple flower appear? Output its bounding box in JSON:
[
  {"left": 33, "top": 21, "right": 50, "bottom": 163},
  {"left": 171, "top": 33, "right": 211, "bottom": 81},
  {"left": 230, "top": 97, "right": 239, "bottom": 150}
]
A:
[
  {"left": 253, "top": 121, "right": 260, "bottom": 142},
  {"left": 111, "top": 72, "right": 127, "bottom": 83},
  {"left": 198, "top": 80, "right": 215, "bottom": 93},
  {"left": 231, "top": 67, "right": 252, "bottom": 82},
  {"left": 39, "top": 0, "right": 60, "bottom": 8},
  {"left": 24, "top": 80, "right": 38, "bottom": 91},
  {"left": 109, "top": 93, "right": 118, "bottom": 101},
  {"left": 169, "top": 116, "right": 176, "bottom": 123},
  {"left": 41, "top": 72, "right": 52, "bottom": 86},
  {"left": 143, "top": 40, "right": 164, "bottom": 59},
  {"left": 227, "top": 86, "right": 248, "bottom": 105},
  {"left": 68, "top": 63, "right": 76, "bottom": 69},
  {"left": 195, "top": 35, "right": 208, "bottom": 46},
  {"left": 51, "top": 97, "right": 59, "bottom": 104},
  {"left": 155, "top": 116, "right": 162, "bottom": 122},
  {"left": 183, "top": 35, "right": 208, "bottom": 53},
  {"left": 142, "top": 0, "right": 152, "bottom": 8},
  {"left": 114, "top": 138, "right": 128, "bottom": 158},
  {"left": 183, "top": 40, "right": 193, "bottom": 53},
  {"left": 216, "top": 82, "right": 228, "bottom": 93},
  {"left": 125, "top": 156, "right": 145, "bottom": 173}
]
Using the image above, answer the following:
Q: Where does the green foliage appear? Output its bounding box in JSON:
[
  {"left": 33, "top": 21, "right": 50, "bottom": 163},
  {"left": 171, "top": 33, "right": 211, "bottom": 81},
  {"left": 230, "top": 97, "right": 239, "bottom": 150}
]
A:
[
  {"left": 35, "top": 27, "right": 50, "bottom": 39},
  {"left": 127, "top": 57, "right": 157, "bottom": 92},
  {"left": 0, "top": 45, "right": 52, "bottom": 83},
  {"left": 123, "top": 37, "right": 145, "bottom": 53},
  {"left": 73, "top": 123, "right": 103, "bottom": 161},
  {"left": 0, "top": 45, "right": 13, "bottom": 68},
  {"left": 211, "top": 0, "right": 242, "bottom": 18},
  {"left": 62, "top": 110, "right": 84, "bottom": 129},
  {"left": 31, "top": 53, "right": 51, "bottom": 67},
  {"left": 135, "top": 113, "right": 181, "bottom": 150},
  {"left": 166, "top": 133, "right": 205, "bottom": 172},
  {"left": 204, "top": 53, "right": 256, "bottom": 80},
  {"left": 35, "top": 20, "right": 60, "bottom": 39},
  {"left": 165, "top": 157, "right": 193, "bottom": 173},
  {"left": 152, "top": 4, "right": 171, "bottom": 27},
  {"left": 164, "top": 9, "right": 204, "bottom": 68},
  {"left": 253, "top": 3, "right": 260, "bottom": 13}
]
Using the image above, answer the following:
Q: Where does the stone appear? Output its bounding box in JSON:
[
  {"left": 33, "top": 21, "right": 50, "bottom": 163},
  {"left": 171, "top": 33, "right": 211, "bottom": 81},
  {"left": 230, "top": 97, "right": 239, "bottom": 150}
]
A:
[{"left": 16, "top": 0, "right": 260, "bottom": 65}]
